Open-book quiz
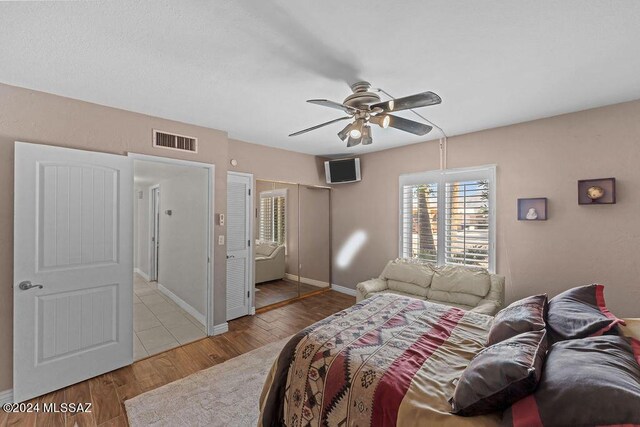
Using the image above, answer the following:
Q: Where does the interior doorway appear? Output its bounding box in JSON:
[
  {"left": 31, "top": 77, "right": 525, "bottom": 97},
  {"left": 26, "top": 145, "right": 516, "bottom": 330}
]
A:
[
  {"left": 149, "top": 185, "right": 160, "bottom": 282},
  {"left": 130, "top": 154, "right": 214, "bottom": 360}
]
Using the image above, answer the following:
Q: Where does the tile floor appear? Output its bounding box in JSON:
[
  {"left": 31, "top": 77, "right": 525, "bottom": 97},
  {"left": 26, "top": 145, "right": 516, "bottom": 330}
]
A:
[{"left": 133, "top": 274, "right": 206, "bottom": 360}]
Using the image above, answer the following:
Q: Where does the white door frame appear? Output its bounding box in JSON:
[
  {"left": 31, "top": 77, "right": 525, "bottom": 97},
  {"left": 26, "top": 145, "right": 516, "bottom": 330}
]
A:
[
  {"left": 148, "top": 184, "right": 160, "bottom": 282},
  {"left": 228, "top": 171, "right": 255, "bottom": 316},
  {"left": 128, "top": 153, "right": 215, "bottom": 335}
]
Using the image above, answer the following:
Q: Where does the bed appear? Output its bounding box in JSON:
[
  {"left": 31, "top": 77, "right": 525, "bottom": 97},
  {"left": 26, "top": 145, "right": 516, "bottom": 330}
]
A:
[{"left": 258, "top": 294, "right": 501, "bottom": 426}]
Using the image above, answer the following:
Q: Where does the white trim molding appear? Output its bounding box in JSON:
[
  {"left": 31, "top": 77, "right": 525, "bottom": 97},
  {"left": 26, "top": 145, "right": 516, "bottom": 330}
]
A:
[
  {"left": 212, "top": 323, "right": 229, "bottom": 335},
  {"left": 0, "top": 389, "right": 13, "bottom": 405},
  {"left": 331, "top": 284, "right": 357, "bottom": 297},
  {"left": 157, "top": 283, "right": 206, "bottom": 326},
  {"left": 133, "top": 268, "right": 150, "bottom": 282}
]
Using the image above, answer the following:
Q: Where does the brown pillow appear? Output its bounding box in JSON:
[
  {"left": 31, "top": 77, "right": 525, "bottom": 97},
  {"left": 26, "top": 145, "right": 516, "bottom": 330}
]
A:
[
  {"left": 450, "top": 329, "right": 548, "bottom": 416},
  {"left": 487, "top": 294, "right": 547, "bottom": 346},
  {"left": 502, "top": 335, "right": 640, "bottom": 426},
  {"left": 547, "top": 284, "right": 625, "bottom": 342}
]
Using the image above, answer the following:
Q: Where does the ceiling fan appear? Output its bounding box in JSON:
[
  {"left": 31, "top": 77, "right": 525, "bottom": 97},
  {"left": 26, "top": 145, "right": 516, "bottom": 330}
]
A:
[{"left": 289, "top": 81, "right": 441, "bottom": 147}]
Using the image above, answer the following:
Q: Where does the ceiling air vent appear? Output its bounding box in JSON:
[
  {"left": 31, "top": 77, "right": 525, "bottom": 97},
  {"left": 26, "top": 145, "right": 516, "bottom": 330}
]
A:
[{"left": 153, "top": 129, "right": 198, "bottom": 153}]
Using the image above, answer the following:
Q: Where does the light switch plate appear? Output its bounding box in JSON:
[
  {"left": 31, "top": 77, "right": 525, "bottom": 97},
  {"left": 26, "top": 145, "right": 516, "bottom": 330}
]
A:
[{"left": 218, "top": 235, "right": 225, "bottom": 245}]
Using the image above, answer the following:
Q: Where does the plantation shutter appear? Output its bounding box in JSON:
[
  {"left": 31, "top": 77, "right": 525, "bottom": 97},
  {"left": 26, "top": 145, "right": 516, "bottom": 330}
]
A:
[
  {"left": 399, "top": 166, "right": 495, "bottom": 271},
  {"left": 272, "top": 197, "right": 286, "bottom": 245},
  {"left": 258, "top": 192, "right": 286, "bottom": 245},
  {"left": 400, "top": 182, "right": 438, "bottom": 263},
  {"left": 444, "top": 179, "right": 490, "bottom": 268},
  {"left": 259, "top": 197, "right": 273, "bottom": 241}
]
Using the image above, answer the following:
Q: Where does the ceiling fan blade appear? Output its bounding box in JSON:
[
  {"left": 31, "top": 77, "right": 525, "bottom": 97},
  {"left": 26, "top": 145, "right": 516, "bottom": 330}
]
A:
[
  {"left": 387, "top": 115, "right": 433, "bottom": 136},
  {"left": 289, "top": 116, "right": 351, "bottom": 137},
  {"left": 307, "top": 99, "right": 357, "bottom": 114},
  {"left": 371, "top": 91, "right": 441, "bottom": 112}
]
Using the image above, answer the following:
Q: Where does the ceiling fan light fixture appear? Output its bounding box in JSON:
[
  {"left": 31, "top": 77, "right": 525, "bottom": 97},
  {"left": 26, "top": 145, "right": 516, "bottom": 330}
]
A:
[
  {"left": 361, "top": 125, "right": 373, "bottom": 145},
  {"left": 346, "top": 136, "right": 362, "bottom": 147},
  {"left": 370, "top": 114, "right": 390, "bottom": 129},
  {"left": 349, "top": 119, "right": 364, "bottom": 139},
  {"left": 337, "top": 123, "right": 352, "bottom": 141}
]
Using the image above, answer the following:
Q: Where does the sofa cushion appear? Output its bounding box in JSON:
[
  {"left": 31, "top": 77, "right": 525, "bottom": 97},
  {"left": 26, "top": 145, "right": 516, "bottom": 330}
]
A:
[
  {"left": 430, "top": 265, "right": 491, "bottom": 298},
  {"left": 387, "top": 280, "right": 429, "bottom": 298},
  {"left": 256, "top": 242, "right": 278, "bottom": 256},
  {"left": 369, "top": 289, "right": 427, "bottom": 301},
  {"left": 380, "top": 261, "right": 434, "bottom": 287},
  {"left": 427, "top": 289, "right": 483, "bottom": 308}
]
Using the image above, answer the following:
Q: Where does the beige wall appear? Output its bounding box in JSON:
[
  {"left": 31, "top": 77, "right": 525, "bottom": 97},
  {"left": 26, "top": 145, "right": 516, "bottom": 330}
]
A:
[
  {"left": 332, "top": 99, "right": 640, "bottom": 318},
  {"left": 0, "top": 84, "right": 323, "bottom": 393}
]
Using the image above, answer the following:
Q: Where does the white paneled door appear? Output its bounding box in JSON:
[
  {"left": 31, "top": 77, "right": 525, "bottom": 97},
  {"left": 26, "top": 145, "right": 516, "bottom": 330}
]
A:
[
  {"left": 13, "top": 142, "right": 133, "bottom": 403},
  {"left": 226, "top": 172, "right": 253, "bottom": 320}
]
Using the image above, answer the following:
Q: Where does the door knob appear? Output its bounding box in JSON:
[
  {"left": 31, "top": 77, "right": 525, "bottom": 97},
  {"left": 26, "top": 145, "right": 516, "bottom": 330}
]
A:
[{"left": 18, "top": 281, "right": 43, "bottom": 290}]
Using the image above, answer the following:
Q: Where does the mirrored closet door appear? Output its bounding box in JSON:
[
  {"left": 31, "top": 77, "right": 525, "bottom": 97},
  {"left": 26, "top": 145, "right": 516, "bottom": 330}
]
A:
[
  {"left": 299, "top": 185, "right": 331, "bottom": 298},
  {"left": 253, "top": 180, "right": 331, "bottom": 310}
]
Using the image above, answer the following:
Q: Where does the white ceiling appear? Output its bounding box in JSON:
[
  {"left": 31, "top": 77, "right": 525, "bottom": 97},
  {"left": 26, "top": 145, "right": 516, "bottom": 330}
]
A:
[{"left": 1, "top": 1, "right": 640, "bottom": 156}]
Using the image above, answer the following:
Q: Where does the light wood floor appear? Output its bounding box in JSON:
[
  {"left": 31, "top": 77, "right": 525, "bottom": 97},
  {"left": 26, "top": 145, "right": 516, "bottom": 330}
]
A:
[
  {"left": 1, "top": 290, "right": 355, "bottom": 427},
  {"left": 255, "top": 278, "right": 326, "bottom": 308}
]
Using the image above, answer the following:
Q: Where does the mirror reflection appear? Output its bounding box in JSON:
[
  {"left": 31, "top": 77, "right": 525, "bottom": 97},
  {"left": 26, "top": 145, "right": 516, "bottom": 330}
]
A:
[{"left": 253, "top": 180, "right": 331, "bottom": 310}]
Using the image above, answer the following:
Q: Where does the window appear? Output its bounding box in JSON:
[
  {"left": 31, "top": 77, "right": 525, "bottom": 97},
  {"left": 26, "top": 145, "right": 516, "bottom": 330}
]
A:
[
  {"left": 399, "top": 165, "right": 496, "bottom": 271},
  {"left": 259, "top": 190, "right": 286, "bottom": 244}
]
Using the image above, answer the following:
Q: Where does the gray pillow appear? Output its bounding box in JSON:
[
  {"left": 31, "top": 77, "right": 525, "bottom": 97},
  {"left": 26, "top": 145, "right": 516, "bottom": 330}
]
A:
[
  {"left": 547, "top": 284, "right": 625, "bottom": 342},
  {"left": 487, "top": 294, "right": 547, "bottom": 346},
  {"left": 450, "top": 330, "right": 548, "bottom": 416},
  {"left": 502, "top": 335, "right": 640, "bottom": 426}
]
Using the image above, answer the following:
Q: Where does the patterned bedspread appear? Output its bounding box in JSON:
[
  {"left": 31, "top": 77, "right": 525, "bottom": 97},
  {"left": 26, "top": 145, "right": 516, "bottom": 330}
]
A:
[{"left": 258, "top": 294, "right": 501, "bottom": 427}]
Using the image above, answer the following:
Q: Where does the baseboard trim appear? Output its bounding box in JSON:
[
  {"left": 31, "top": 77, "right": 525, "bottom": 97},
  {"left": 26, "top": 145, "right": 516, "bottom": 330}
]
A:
[
  {"left": 134, "top": 268, "right": 150, "bottom": 281},
  {"left": 157, "top": 283, "right": 206, "bottom": 326},
  {"left": 0, "top": 389, "right": 13, "bottom": 405},
  {"left": 331, "top": 284, "right": 357, "bottom": 297},
  {"left": 250, "top": 306, "right": 256, "bottom": 315},
  {"left": 212, "top": 323, "right": 228, "bottom": 335},
  {"left": 285, "top": 273, "right": 330, "bottom": 288}
]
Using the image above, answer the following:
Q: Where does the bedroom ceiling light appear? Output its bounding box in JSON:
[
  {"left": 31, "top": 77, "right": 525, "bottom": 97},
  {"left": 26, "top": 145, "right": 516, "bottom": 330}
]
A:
[
  {"left": 346, "top": 135, "right": 362, "bottom": 147},
  {"left": 337, "top": 123, "right": 352, "bottom": 141},
  {"left": 361, "top": 125, "right": 372, "bottom": 145},
  {"left": 349, "top": 119, "right": 364, "bottom": 139},
  {"left": 290, "top": 82, "right": 440, "bottom": 148},
  {"left": 369, "top": 114, "right": 390, "bottom": 129}
]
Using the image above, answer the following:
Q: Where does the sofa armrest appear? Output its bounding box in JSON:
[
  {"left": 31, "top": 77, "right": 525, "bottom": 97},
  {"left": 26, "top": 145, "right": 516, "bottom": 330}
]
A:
[
  {"left": 470, "top": 300, "right": 501, "bottom": 316},
  {"left": 356, "top": 278, "right": 388, "bottom": 302}
]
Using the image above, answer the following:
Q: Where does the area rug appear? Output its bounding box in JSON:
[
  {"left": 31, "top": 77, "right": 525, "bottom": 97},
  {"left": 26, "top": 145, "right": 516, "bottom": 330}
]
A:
[{"left": 125, "top": 337, "right": 289, "bottom": 427}]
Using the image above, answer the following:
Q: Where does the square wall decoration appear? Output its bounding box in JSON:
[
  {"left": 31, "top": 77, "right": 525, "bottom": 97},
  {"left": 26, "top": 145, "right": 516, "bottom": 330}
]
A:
[
  {"left": 518, "top": 198, "right": 547, "bottom": 221},
  {"left": 578, "top": 178, "right": 616, "bottom": 205}
]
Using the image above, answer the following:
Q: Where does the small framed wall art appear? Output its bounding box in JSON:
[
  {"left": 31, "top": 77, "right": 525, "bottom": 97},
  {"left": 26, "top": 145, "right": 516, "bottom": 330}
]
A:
[
  {"left": 518, "top": 197, "right": 547, "bottom": 221},
  {"left": 578, "top": 178, "right": 616, "bottom": 205}
]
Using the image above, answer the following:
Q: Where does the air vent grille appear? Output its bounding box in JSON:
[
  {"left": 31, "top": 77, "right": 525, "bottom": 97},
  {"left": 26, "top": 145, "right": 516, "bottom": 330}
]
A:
[{"left": 153, "top": 130, "right": 197, "bottom": 153}]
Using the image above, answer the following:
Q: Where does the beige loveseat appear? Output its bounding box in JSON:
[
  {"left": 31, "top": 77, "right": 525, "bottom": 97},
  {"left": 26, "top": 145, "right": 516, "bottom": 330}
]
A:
[
  {"left": 255, "top": 242, "right": 286, "bottom": 284},
  {"left": 356, "top": 259, "right": 505, "bottom": 315}
]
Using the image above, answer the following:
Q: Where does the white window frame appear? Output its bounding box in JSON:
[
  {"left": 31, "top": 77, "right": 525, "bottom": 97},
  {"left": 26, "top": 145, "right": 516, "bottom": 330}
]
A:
[{"left": 398, "top": 165, "right": 497, "bottom": 272}]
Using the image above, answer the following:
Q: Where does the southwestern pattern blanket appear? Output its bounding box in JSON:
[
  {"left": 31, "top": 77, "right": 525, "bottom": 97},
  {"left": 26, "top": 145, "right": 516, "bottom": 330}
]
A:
[{"left": 259, "top": 294, "right": 500, "bottom": 427}]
